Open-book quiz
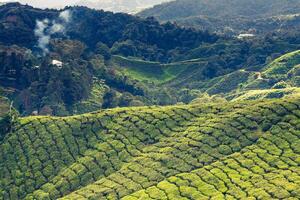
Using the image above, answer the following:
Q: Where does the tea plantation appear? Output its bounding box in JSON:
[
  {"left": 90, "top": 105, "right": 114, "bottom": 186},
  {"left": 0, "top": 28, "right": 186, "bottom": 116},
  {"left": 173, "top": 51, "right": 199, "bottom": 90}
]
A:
[{"left": 0, "top": 95, "right": 299, "bottom": 199}]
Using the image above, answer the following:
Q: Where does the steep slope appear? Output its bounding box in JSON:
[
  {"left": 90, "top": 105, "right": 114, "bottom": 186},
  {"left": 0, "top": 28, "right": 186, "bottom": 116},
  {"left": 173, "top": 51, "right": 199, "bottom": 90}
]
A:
[
  {"left": 107, "top": 48, "right": 300, "bottom": 107},
  {"left": 233, "top": 50, "right": 300, "bottom": 99},
  {"left": 180, "top": 49, "right": 300, "bottom": 102},
  {"left": 0, "top": 96, "right": 299, "bottom": 199},
  {"left": 262, "top": 50, "right": 300, "bottom": 83},
  {"left": 111, "top": 55, "right": 200, "bottom": 84}
]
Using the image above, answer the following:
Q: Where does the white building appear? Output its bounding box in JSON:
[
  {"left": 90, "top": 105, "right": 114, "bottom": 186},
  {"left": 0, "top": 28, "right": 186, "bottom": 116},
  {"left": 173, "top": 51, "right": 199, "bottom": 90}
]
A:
[
  {"left": 237, "top": 33, "right": 255, "bottom": 40},
  {"left": 52, "top": 60, "right": 63, "bottom": 68}
]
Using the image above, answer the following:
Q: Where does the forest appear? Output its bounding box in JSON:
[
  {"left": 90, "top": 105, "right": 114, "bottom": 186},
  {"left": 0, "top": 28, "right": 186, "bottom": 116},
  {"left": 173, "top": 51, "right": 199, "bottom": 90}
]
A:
[{"left": 1, "top": 3, "right": 300, "bottom": 116}]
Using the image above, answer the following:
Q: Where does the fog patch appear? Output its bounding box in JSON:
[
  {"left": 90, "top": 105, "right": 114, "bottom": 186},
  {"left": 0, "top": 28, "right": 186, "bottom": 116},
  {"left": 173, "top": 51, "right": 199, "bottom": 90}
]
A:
[{"left": 34, "top": 10, "right": 72, "bottom": 55}]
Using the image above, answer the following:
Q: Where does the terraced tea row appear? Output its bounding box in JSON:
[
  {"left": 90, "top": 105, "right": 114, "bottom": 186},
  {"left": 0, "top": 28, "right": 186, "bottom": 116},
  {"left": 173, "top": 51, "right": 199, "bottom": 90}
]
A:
[
  {"left": 0, "top": 105, "right": 210, "bottom": 199},
  {"left": 0, "top": 97, "right": 299, "bottom": 199},
  {"left": 124, "top": 122, "right": 300, "bottom": 200}
]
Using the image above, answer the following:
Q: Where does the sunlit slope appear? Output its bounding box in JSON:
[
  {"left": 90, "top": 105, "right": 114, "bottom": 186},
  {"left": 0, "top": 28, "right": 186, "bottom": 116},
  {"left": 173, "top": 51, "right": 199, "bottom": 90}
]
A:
[
  {"left": 242, "top": 50, "right": 300, "bottom": 90},
  {"left": 125, "top": 120, "right": 300, "bottom": 200},
  {"left": 0, "top": 96, "right": 300, "bottom": 199},
  {"left": 111, "top": 50, "right": 300, "bottom": 98},
  {"left": 190, "top": 50, "right": 300, "bottom": 101},
  {"left": 227, "top": 50, "right": 300, "bottom": 100},
  {"left": 111, "top": 55, "right": 200, "bottom": 84},
  {"left": 262, "top": 50, "right": 300, "bottom": 84}
]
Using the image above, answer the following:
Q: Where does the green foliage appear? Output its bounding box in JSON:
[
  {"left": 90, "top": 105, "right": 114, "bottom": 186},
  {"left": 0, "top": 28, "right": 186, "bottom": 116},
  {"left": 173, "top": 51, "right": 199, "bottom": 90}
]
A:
[
  {"left": 230, "top": 88, "right": 300, "bottom": 102},
  {"left": 0, "top": 96, "right": 299, "bottom": 199},
  {"left": 139, "top": 0, "right": 300, "bottom": 35},
  {"left": 0, "top": 97, "right": 18, "bottom": 140},
  {"left": 95, "top": 42, "right": 111, "bottom": 60},
  {"left": 1, "top": 3, "right": 300, "bottom": 200},
  {"left": 272, "top": 81, "right": 291, "bottom": 89},
  {"left": 2, "top": 4, "right": 300, "bottom": 116},
  {"left": 206, "top": 50, "right": 300, "bottom": 102},
  {"left": 263, "top": 50, "right": 300, "bottom": 80},
  {"left": 206, "top": 70, "right": 251, "bottom": 95},
  {"left": 0, "top": 113, "right": 12, "bottom": 140},
  {"left": 112, "top": 55, "right": 189, "bottom": 84},
  {"left": 0, "top": 3, "right": 219, "bottom": 116}
]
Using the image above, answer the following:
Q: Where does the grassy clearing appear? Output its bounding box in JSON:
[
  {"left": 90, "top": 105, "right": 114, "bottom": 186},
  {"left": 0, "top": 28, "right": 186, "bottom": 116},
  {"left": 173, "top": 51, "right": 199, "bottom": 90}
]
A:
[{"left": 112, "top": 56, "right": 197, "bottom": 84}]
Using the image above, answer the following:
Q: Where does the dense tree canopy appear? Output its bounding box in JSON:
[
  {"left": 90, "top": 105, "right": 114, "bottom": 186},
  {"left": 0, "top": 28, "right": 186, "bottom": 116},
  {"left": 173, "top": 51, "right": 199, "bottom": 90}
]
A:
[{"left": 1, "top": 3, "right": 300, "bottom": 116}]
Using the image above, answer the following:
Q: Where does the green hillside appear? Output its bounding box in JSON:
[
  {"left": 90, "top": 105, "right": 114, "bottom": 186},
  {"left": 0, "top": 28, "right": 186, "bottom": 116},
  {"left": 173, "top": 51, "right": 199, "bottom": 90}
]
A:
[
  {"left": 138, "top": 0, "right": 300, "bottom": 34},
  {"left": 139, "top": 0, "right": 300, "bottom": 21},
  {"left": 112, "top": 55, "right": 201, "bottom": 84},
  {"left": 179, "top": 50, "right": 300, "bottom": 102},
  {"left": 234, "top": 50, "right": 300, "bottom": 98},
  {"left": 1, "top": 3, "right": 300, "bottom": 200},
  {"left": 3, "top": 3, "right": 300, "bottom": 116},
  {"left": 0, "top": 3, "right": 219, "bottom": 116},
  {"left": 262, "top": 50, "right": 300, "bottom": 83},
  {"left": 230, "top": 87, "right": 300, "bottom": 101},
  {"left": 1, "top": 95, "right": 299, "bottom": 199},
  {"left": 108, "top": 50, "right": 300, "bottom": 105}
]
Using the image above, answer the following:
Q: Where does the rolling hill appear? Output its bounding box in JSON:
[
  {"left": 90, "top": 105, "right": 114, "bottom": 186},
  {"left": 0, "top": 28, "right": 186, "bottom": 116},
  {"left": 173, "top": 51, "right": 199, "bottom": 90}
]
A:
[
  {"left": 116, "top": 49, "right": 300, "bottom": 100},
  {"left": 214, "top": 49, "right": 300, "bottom": 99},
  {"left": 139, "top": 0, "right": 300, "bottom": 20},
  {"left": 179, "top": 49, "right": 300, "bottom": 105},
  {"left": 0, "top": 95, "right": 299, "bottom": 199},
  {"left": 0, "top": 2, "right": 218, "bottom": 115},
  {"left": 138, "top": 0, "right": 300, "bottom": 34},
  {"left": 1, "top": 2, "right": 300, "bottom": 200},
  {"left": 1, "top": 3, "right": 300, "bottom": 115}
]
